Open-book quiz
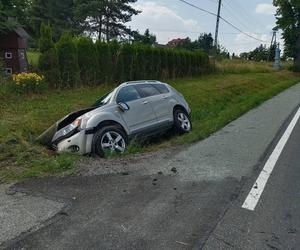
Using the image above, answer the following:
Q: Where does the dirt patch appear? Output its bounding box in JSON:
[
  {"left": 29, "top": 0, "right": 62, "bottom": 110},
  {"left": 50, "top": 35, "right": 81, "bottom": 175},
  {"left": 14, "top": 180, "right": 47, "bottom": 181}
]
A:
[{"left": 76, "top": 145, "right": 185, "bottom": 177}]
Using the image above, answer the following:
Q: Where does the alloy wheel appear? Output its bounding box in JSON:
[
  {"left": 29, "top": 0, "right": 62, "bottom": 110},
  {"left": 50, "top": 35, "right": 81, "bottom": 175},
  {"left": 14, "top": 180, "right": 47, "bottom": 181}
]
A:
[{"left": 100, "top": 131, "right": 126, "bottom": 153}]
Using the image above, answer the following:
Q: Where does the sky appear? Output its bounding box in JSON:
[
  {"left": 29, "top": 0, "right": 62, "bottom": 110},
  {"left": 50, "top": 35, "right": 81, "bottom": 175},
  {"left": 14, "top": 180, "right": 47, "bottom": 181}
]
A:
[{"left": 129, "top": 0, "right": 281, "bottom": 54}]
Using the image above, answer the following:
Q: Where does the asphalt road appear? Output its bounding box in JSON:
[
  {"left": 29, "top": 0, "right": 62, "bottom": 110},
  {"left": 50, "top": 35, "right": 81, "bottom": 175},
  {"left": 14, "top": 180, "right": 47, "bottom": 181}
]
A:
[
  {"left": 204, "top": 111, "right": 300, "bottom": 250},
  {"left": 1, "top": 83, "right": 300, "bottom": 250}
]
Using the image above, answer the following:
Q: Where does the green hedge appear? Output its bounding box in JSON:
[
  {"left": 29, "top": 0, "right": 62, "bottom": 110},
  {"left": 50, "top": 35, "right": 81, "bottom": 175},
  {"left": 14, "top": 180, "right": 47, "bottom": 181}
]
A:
[{"left": 39, "top": 35, "right": 211, "bottom": 88}]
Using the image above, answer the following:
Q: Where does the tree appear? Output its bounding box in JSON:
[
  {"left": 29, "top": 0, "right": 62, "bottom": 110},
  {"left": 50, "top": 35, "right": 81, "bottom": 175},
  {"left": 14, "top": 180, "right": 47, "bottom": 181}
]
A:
[
  {"left": 132, "top": 29, "right": 157, "bottom": 45},
  {"left": 0, "top": 0, "right": 30, "bottom": 33},
  {"left": 273, "top": 0, "right": 300, "bottom": 70},
  {"left": 30, "top": 0, "right": 77, "bottom": 41},
  {"left": 196, "top": 33, "right": 213, "bottom": 54},
  {"left": 76, "top": 37, "right": 98, "bottom": 85},
  {"left": 96, "top": 41, "right": 113, "bottom": 83},
  {"left": 74, "top": 0, "right": 140, "bottom": 41},
  {"left": 56, "top": 33, "right": 80, "bottom": 87},
  {"left": 38, "top": 23, "right": 60, "bottom": 87},
  {"left": 39, "top": 22, "right": 54, "bottom": 53}
]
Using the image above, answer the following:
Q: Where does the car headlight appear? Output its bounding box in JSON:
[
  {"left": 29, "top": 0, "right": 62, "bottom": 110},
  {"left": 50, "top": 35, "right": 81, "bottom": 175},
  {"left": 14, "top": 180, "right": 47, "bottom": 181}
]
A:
[{"left": 52, "top": 118, "right": 82, "bottom": 143}]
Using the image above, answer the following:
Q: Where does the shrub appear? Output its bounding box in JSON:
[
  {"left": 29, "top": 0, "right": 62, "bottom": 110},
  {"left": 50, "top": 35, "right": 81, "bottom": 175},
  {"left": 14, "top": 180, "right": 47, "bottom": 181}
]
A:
[
  {"left": 11, "top": 72, "right": 47, "bottom": 94},
  {"left": 109, "top": 41, "right": 121, "bottom": 82},
  {"left": 76, "top": 37, "right": 98, "bottom": 85},
  {"left": 96, "top": 41, "right": 112, "bottom": 83},
  {"left": 39, "top": 23, "right": 54, "bottom": 53},
  {"left": 38, "top": 47, "right": 60, "bottom": 88},
  {"left": 119, "top": 43, "right": 135, "bottom": 82},
  {"left": 133, "top": 44, "right": 147, "bottom": 80},
  {"left": 56, "top": 33, "right": 80, "bottom": 88}
]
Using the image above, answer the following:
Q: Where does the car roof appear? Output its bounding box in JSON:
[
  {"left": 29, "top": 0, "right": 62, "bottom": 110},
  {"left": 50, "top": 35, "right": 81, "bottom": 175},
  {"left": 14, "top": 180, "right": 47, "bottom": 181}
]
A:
[{"left": 122, "top": 80, "right": 164, "bottom": 86}]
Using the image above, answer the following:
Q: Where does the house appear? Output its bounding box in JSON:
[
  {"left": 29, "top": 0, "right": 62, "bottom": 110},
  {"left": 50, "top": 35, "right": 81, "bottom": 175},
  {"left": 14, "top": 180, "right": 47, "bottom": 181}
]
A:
[
  {"left": 0, "top": 28, "right": 30, "bottom": 75},
  {"left": 167, "top": 38, "right": 188, "bottom": 48}
]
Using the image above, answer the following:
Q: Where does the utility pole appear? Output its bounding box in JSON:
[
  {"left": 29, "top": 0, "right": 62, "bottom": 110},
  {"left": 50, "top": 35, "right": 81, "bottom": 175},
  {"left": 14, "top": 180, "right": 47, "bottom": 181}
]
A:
[
  {"left": 268, "top": 29, "right": 277, "bottom": 61},
  {"left": 214, "top": 0, "right": 222, "bottom": 65}
]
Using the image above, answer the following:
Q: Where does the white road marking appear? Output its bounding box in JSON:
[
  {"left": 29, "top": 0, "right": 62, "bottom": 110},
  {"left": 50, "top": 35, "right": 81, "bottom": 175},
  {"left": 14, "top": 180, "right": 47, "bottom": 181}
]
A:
[{"left": 242, "top": 106, "right": 300, "bottom": 211}]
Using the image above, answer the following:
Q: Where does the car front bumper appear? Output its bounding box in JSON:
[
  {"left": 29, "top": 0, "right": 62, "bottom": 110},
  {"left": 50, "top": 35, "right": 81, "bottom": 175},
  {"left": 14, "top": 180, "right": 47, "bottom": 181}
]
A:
[{"left": 56, "top": 130, "right": 93, "bottom": 155}]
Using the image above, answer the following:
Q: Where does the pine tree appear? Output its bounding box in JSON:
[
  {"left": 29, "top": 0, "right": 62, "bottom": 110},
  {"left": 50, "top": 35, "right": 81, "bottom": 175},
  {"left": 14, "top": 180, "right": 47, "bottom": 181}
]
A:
[
  {"left": 74, "top": 0, "right": 140, "bottom": 41},
  {"left": 77, "top": 37, "right": 98, "bottom": 85},
  {"left": 39, "top": 22, "right": 54, "bottom": 53},
  {"left": 56, "top": 33, "right": 80, "bottom": 87},
  {"left": 96, "top": 41, "right": 113, "bottom": 83},
  {"left": 38, "top": 23, "right": 59, "bottom": 88}
]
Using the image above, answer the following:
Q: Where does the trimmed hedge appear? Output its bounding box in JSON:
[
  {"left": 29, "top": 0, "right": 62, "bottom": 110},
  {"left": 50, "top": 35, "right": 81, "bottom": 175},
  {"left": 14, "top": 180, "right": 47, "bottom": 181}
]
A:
[{"left": 39, "top": 35, "right": 211, "bottom": 88}]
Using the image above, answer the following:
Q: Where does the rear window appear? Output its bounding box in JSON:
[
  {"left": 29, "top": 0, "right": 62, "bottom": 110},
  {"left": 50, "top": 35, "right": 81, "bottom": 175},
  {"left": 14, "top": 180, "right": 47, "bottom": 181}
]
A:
[
  {"left": 136, "top": 84, "right": 160, "bottom": 98},
  {"left": 153, "top": 84, "right": 169, "bottom": 94}
]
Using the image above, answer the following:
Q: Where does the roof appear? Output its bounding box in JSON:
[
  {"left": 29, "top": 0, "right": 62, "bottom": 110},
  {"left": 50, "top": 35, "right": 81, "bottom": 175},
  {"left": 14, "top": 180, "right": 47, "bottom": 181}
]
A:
[{"left": 14, "top": 28, "right": 30, "bottom": 39}]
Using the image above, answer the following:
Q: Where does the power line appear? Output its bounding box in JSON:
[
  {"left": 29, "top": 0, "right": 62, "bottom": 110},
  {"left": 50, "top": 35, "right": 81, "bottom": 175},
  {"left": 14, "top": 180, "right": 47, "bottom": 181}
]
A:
[{"left": 177, "top": 0, "right": 268, "bottom": 43}]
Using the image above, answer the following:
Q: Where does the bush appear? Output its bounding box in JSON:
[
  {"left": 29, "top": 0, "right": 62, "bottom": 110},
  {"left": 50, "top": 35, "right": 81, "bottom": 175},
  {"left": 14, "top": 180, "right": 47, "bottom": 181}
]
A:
[
  {"left": 56, "top": 33, "right": 80, "bottom": 88},
  {"left": 39, "top": 23, "right": 54, "bottom": 53},
  {"left": 118, "top": 43, "right": 135, "bottom": 82},
  {"left": 38, "top": 48, "right": 60, "bottom": 88},
  {"left": 96, "top": 41, "right": 112, "bottom": 83},
  {"left": 37, "top": 33, "right": 211, "bottom": 88},
  {"left": 11, "top": 72, "right": 47, "bottom": 94},
  {"left": 76, "top": 37, "right": 98, "bottom": 85}
]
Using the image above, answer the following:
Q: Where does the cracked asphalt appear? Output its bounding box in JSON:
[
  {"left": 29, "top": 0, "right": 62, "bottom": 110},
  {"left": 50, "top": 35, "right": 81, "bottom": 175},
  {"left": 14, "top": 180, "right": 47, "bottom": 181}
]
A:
[{"left": 1, "top": 83, "right": 300, "bottom": 250}]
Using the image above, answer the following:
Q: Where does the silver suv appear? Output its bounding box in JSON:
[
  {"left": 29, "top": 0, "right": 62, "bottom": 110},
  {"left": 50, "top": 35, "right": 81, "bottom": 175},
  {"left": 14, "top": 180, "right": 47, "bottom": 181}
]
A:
[{"left": 45, "top": 80, "right": 191, "bottom": 156}]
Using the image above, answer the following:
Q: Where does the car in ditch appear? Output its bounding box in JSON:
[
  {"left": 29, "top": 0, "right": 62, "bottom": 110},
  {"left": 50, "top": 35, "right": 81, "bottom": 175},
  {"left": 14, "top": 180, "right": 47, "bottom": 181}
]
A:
[{"left": 37, "top": 80, "right": 192, "bottom": 156}]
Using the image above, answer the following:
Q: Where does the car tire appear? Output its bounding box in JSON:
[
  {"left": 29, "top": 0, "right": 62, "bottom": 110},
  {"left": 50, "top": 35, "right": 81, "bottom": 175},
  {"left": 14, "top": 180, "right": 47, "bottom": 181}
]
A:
[
  {"left": 92, "top": 125, "right": 128, "bottom": 157},
  {"left": 173, "top": 108, "right": 192, "bottom": 134}
]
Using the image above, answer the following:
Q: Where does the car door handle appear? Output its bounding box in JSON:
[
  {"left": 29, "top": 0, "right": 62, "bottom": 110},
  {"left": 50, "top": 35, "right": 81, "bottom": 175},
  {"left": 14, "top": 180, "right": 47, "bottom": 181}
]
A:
[
  {"left": 162, "top": 95, "right": 168, "bottom": 99},
  {"left": 142, "top": 101, "right": 148, "bottom": 105}
]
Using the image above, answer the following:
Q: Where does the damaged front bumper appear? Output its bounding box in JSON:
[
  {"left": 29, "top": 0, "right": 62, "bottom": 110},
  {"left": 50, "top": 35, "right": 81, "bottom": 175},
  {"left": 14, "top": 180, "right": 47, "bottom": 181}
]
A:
[{"left": 54, "top": 129, "right": 93, "bottom": 155}]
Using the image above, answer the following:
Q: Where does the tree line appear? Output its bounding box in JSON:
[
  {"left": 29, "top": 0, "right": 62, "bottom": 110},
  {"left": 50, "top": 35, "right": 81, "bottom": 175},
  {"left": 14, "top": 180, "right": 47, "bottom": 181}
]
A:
[
  {"left": 39, "top": 24, "right": 211, "bottom": 88},
  {"left": 0, "top": 0, "right": 142, "bottom": 43}
]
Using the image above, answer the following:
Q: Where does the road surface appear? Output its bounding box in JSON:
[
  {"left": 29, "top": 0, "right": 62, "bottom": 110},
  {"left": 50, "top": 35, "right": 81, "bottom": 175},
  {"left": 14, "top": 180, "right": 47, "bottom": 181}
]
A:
[{"left": 1, "top": 83, "right": 300, "bottom": 250}]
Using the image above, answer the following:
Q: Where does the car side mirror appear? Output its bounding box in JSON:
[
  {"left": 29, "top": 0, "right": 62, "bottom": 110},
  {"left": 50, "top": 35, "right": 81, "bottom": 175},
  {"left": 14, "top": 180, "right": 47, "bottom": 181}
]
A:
[{"left": 118, "top": 102, "right": 129, "bottom": 111}]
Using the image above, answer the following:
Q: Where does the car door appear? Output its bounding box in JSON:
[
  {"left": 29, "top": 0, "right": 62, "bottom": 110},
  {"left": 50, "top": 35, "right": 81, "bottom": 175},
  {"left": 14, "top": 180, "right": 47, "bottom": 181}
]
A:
[
  {"left": 116, "top": 85, "right": 157, "bottom": 133},
  {"left": 135, "top": 84, "right": 172, "bottom": 124}
]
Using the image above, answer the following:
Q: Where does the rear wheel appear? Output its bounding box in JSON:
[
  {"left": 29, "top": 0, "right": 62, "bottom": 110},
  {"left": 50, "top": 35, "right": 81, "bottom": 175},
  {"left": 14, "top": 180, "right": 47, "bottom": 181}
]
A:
[
  {"left": 173, "top": 108, "right": 192, "bottom": 134},
  {"left": 92, "top": 125, "right": 128, "bottom": 157}
]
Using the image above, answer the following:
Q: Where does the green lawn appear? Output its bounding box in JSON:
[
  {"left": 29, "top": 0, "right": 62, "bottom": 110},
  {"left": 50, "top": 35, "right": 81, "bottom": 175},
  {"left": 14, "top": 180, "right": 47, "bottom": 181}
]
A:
[
  {"left": 26, "top": 50, "right": 41, "bottom": 68},
  {"left": 0, "top": 63, "right": 300, "bottom": 182}
]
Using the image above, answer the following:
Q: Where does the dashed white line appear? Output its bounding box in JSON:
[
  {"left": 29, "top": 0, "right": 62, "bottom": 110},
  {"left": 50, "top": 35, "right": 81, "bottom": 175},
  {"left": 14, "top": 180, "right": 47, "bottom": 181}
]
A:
[{"left": 242, "top": 106, "right": 300, "bottom": 211}]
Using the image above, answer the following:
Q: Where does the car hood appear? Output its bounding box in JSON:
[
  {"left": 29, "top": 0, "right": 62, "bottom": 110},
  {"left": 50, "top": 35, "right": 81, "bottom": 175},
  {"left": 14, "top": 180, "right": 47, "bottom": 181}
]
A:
[{"left": 36, "top": 107, "right": 96, "bottom": 147}]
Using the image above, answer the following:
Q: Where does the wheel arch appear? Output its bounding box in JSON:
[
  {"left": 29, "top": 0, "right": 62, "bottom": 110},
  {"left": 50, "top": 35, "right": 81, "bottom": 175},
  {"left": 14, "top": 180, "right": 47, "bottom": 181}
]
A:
[
  {"left": 95, "top": 120, "right": 128, "bottom": 135},
  {"left": 173, "top": 104, "right": 188, "bottom": 114}
]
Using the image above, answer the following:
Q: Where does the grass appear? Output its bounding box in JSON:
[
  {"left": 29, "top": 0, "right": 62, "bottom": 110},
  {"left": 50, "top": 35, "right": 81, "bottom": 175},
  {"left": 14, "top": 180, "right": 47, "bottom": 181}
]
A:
[
  {"left": 26, "top": 50, "right": 41, "bottom": 68},
  {"left": 0, "top": 60, "right": 300, "bottom": 182}
]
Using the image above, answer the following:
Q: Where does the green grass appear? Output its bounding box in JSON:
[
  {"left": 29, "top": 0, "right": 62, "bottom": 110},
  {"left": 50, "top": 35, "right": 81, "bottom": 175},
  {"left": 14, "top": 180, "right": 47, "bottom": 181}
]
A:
[
  {"left": 26, "top": 50, "right": 41, "bottom": 68},
  {"left": 0, "top": 60, "right": 300, "bottom": 182}
]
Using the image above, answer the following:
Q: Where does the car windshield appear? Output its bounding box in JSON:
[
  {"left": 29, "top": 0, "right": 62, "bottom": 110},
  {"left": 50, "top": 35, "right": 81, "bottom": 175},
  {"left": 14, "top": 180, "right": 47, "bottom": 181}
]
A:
[{"left": 92, "top": 91, "right": 114, "bottom": 107}]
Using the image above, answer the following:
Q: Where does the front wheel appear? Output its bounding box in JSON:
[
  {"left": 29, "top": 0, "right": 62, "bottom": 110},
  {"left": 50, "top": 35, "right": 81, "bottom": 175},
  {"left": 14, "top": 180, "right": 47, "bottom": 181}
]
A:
[
  {"left": 173, "top": 109, "right": 192, "bottom": 134},
  {"left": 92, "top": 125, "right": 128, "bottom": 157}
]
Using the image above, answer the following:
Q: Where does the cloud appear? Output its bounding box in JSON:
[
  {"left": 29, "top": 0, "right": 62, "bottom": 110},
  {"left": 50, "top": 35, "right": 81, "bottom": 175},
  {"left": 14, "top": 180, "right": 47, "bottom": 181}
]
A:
[
  {"left": 255, "top": 3, "right": 276, "bottom": 15},
  {"left": 222, "top": 32, "right": 271, "bottom": 55},
  {"left": 129, "top": 1, "right": 201, "bottom": 44}
]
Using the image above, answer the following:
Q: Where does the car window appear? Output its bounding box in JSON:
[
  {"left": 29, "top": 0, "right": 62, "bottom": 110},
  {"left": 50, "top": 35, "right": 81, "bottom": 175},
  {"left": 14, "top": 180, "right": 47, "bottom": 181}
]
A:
[
  {"left": 116, "top": 86, "right": 141, "bottom": 103},
  {"left": 152, "top": 84, "right": 169, "bottom": 94},
  {"left": 136, "top": 84, "right": 160, "bottom": 98}
]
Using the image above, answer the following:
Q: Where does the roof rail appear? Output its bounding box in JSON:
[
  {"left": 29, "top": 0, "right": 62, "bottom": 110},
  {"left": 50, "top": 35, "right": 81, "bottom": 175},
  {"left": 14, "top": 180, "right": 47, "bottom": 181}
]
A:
[{"left": 124, "top": 80, "right": 161, "bottom": 84}]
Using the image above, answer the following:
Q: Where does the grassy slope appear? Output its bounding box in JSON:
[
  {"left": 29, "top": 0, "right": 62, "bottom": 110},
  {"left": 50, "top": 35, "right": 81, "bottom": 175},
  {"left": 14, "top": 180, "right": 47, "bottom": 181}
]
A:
[{"left": 1, "top": 61, "right": 300, "bottom": 182}]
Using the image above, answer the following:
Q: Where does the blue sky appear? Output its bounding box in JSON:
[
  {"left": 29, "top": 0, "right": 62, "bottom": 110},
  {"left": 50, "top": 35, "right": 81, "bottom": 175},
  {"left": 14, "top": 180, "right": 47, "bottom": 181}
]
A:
[{"left": 129, "top": 0, "right": 279, "bottom": 54}]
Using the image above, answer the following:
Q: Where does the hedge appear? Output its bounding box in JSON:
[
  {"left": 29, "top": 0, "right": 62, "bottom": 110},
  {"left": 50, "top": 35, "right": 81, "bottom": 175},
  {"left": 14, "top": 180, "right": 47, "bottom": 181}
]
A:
[{"left": 39, "top": 34, "right": 211, "bottom": 88}]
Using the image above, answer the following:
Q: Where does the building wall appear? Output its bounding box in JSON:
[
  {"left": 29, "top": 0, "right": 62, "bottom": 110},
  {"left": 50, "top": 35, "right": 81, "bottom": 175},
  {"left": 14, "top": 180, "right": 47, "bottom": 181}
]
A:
[{"left": 0, "top": 31, "right": 29, "bottom": 74}]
